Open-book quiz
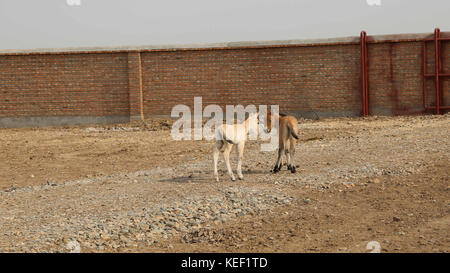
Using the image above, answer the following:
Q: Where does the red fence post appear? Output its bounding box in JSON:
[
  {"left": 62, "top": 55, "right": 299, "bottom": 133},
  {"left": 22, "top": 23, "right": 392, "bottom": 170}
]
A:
[
  {"left": 360, "top": 31, "right": 369, "bottom": 116},
  {"left": 137, "top": 51, "right": 145, "bottom": 120},
  {"left": 434, "top": 28, "right": 441, "bottom": 115}
]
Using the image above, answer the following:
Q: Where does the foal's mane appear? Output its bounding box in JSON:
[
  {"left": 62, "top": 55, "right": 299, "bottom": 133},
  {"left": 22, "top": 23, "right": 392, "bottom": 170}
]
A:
[{"left": 268, "top": 111, "right": 287, "bottom": 117}]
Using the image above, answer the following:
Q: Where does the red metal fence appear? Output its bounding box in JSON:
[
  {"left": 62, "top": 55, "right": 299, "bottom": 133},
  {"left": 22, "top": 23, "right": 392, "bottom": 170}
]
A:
[
  {"left": 422, "top": 28, "right": 450, "bottom": 114},
  {"left": 363, "top": 28, "right": 449, "bottom": 116}
]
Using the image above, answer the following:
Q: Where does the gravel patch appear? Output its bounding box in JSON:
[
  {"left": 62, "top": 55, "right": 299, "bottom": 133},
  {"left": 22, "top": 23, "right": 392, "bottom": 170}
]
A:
[{"left": 0, "top": 114, "right": 448, "bottom": 252}]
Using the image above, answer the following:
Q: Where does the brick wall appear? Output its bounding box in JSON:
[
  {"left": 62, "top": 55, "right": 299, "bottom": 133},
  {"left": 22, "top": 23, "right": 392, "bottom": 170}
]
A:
[
  {"left": 0, "top": 53, "right": 129, "bottom": 119},
  {"left": 368, "top": 42, "right": 424, "bottom": 115},
  {"left": 0, "top": 32, "right": 448, "bottom": 127},
  {"left": 141, "top": 45, "right": 361, "bottom": 117}
]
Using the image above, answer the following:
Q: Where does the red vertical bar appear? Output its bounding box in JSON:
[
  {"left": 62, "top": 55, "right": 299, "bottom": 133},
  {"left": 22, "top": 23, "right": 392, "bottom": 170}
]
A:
[
  {"left": 435, "top": 28, "right": 440, "bottom": 114},
  {"left": 361, "top": 31, "right": 367, "bottom": 116},
  {"left": 423, "top": 42, "right": 427, "bottom": 109},
  {"left": 365, "top": 32, "right": 369, "bottom": 116},
  {"left": 137, "top": 51, "right": 144, "bottom": 120}
]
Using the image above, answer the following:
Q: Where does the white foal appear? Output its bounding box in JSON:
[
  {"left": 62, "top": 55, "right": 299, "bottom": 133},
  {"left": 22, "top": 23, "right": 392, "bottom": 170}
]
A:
[{"left": 213, "top": 112, "right": 259, "bottom": 182}]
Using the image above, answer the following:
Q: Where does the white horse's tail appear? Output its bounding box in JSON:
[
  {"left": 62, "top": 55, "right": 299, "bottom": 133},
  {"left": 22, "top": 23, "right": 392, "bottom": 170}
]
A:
[{"left": 216, "top": 126, "right": 237, "bottom": 145}]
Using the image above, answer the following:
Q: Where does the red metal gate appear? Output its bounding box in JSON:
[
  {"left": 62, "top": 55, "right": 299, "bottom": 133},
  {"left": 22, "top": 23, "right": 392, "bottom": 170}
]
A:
[{"left": 423, "top": 28, "right": 450, "bottom": 114}]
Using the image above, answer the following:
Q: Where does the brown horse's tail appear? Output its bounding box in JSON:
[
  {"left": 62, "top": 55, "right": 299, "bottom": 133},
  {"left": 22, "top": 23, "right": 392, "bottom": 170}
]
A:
[{"left": 287, "top": 121, "right": 299, "bottom": 140}]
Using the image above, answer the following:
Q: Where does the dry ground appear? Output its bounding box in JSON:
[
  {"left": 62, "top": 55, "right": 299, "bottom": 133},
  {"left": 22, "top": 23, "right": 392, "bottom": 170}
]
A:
[{"left": 0, "top": 114, "right": 449, "bottom": 253}]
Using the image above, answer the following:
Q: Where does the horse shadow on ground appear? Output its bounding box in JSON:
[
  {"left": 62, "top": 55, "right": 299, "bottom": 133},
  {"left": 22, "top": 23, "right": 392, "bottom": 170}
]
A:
[
  {"left": 157, "top": 176, "right": 210, "bottom": 184},
  {"left": 157, "top": 169, "right": 268, "bottom": 184}
]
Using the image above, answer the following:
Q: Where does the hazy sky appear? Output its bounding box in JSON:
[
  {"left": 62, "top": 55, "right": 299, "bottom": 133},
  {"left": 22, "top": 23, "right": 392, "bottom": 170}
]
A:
[{"left": 1, "top": 0, "right": 449, "bottom": 50}]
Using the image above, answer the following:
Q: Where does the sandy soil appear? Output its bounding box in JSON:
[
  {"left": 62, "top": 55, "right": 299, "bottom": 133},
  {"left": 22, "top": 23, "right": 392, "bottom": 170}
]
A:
[{"left": 0, "top": 114, "right": 448, "bottom": 253}]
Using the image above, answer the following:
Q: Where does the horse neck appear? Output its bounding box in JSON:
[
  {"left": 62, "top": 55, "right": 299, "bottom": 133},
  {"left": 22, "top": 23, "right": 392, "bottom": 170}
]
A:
[
  {"left": 268, "top": 113, "right": 280, "bottom": 124},
  {"left": 243, "top": 116, "right": 253, "bottom": 133},
  {"left": 271, "top": 112, "right": 280, "bottom": 119},
  {"left": 268, "top": 113, "right": 280, "bottom": 130}
]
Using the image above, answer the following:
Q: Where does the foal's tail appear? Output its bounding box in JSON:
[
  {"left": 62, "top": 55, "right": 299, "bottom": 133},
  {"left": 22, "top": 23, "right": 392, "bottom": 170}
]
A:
[
  {"left": 216, "top": 127, "right": 237, "bottom": 145},
  {"left": 224, "top": 137, "right": 236, "bottom": 145},
  {"left": 287, "top": 121, "right": 299, "bottom": 140}
]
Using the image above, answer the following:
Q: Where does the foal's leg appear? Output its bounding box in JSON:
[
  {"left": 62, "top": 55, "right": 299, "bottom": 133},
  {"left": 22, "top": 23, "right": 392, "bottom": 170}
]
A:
[
  {"left": 236, "top": 141, "right": 245, "bottom": 180},
  {"left": 223, "top": 143, "right": 236, "bottom": 181},
  {"left": 286, "top": 148, "right": 292, "bottom": 171},
  {"left": 289, "top": 137, "right": 297, "bottom": 173},
  {"left": 213, "top": 140, "right": 223, "bottom": 182},
  {"left": 285, "top": 139, "right": 292, "bottom": 171},
  {"left": 273, "top": 144, "right": 284, "bottom": 173}
]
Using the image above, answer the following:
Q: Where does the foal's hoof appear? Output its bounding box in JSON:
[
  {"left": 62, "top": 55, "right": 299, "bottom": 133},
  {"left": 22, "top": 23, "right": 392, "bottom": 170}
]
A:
[
  {"left": 238, "top": 176, "right": 244, "bottom": 180},
  {"left": 287, "top": 165, "right": 292, "bottom": 171},
  {"left": 291, "top": 166, "right": 296, "bottom": 173}
]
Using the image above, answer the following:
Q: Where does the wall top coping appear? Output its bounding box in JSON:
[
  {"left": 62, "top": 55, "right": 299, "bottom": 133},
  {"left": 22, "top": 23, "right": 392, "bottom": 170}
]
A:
[{"left": 0, "top": 32, "right": 446, "bottom": 56}]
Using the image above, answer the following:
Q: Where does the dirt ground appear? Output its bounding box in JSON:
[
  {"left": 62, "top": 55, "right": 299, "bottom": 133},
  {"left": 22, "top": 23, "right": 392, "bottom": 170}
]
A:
[{"left": 0, "top": 114, "right": 449, "bottom": 253}]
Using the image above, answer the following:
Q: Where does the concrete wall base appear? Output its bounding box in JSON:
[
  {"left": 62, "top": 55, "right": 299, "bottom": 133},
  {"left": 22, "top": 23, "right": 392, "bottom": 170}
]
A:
[{"left": 0, "top": 115, "right": 131, "bottom": 128}]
